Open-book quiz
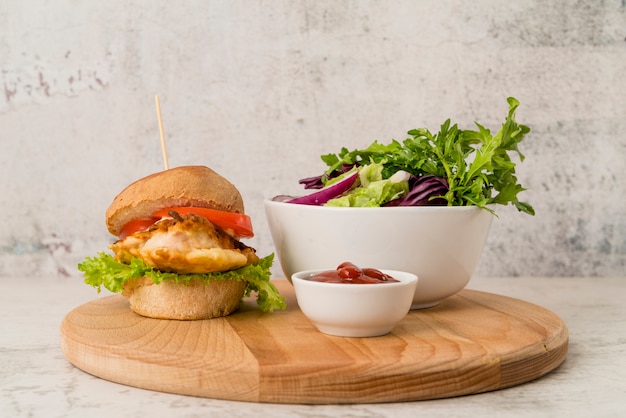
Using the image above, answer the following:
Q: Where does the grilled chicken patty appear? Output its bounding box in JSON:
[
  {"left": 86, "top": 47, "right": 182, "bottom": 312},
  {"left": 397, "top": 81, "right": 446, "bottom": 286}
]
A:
[{"left": 110, "top": 212, "right": 259, "bottom": 274}]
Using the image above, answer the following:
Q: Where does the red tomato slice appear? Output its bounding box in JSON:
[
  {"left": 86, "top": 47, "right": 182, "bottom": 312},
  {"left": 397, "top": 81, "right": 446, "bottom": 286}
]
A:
[
  {"left": 118, "top": 218, "right": 158, "bottom": 240},
  {"left": 152, "top": 207, "right": 254, "bottom": 238}
]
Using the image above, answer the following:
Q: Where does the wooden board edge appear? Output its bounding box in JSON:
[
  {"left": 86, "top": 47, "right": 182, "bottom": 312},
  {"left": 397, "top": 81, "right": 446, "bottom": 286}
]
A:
[{"left": 59, "top": 298, "right": 264, "bottom": 402}]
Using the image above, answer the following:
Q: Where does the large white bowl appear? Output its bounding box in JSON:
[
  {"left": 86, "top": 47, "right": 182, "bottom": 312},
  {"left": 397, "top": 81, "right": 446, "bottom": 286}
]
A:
[
  {"left": 265, "top": 200, "right": 495, "bottom": 309},
  {"left": 291, "top": 268, "right": 418, "bottom": 337}
]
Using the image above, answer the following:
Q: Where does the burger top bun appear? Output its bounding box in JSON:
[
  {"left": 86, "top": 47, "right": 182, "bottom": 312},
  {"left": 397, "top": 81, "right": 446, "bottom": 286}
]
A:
[{"left": 106, "top": 166, "right": 245, "bottom": 236}]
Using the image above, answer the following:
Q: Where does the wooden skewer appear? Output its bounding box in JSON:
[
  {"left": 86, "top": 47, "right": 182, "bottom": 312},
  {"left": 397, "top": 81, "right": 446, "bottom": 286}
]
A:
[{"left": 155, "top": 94, "right": 169, "bottom": 170}]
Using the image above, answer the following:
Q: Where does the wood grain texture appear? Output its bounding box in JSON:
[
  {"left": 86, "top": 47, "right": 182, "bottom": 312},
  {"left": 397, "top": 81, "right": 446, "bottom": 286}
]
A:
[{"left": 60, "top": 280, "right": 568, "bottom": 404}]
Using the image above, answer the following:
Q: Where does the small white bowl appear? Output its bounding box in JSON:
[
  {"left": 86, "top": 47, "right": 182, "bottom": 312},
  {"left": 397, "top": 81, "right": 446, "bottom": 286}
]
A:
[{"left": 291, "top": 268, "right": 418, "bottom": 337}]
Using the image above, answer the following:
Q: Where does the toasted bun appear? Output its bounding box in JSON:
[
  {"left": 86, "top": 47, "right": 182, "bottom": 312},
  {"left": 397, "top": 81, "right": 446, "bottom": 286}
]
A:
[
  {"left": 122, "top": 277, "right": 247, "bottom": 320},
  {"left": 106, "top": 166, "right": 244, "bottom": 236}
]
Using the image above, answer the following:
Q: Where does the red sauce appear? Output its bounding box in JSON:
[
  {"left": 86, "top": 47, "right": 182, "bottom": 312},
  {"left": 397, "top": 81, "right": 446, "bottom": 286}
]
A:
[{"left": 309, "top": 262, "right": 399, "bottom": 284}]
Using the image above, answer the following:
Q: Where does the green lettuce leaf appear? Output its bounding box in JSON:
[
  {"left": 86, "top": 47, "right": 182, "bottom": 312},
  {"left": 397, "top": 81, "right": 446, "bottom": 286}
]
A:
[
  {"left": 326, "top": 162, "right": 409, "bottom": 207},
  {"left": 77, "top": 253, "right": 286, "bottom": 312}
]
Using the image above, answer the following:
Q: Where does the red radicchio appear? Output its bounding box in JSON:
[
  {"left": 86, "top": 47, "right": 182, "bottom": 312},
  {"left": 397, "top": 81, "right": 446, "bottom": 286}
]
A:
[
  {"left": 281, "top": 170, "right": 359, "bottom": 205},
  {"left": 383, "top": 175, "right": 449, "bottom": 207}
]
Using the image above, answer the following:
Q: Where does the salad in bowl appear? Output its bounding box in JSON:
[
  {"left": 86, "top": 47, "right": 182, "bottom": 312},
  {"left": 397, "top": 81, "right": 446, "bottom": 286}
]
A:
[{"left": 267, "top": 97, "right": 534, "bottom": 308}]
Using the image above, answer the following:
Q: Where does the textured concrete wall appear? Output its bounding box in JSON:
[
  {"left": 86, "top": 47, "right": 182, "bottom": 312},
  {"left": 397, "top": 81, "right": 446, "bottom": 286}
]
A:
[{"left": 1, "top": 1, "right": 624, "bottom": 279}]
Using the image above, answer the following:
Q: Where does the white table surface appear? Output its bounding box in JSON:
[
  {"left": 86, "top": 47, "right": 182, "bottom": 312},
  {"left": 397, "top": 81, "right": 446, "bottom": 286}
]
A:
[{"left": 1, "top": 275, "right": 625, "bottom": 418}]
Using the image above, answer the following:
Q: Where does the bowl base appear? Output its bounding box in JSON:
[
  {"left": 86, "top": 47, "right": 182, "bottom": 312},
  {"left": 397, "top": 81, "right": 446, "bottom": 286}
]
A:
[
  {"left": 315, "top": 325, "right": 394, "bottom": 338},
  {"left": 411, "top": 301, "right": 441, "bottom": 310}
]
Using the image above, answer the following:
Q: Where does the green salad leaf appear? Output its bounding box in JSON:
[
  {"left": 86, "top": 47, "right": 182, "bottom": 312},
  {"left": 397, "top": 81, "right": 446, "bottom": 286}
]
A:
[
  {"left": 326, "top": 161, "right": 410, "bottom": 207},
  {"left": 320, "top": 97, "right": 534, "bottom": 215},
  {"left": 78, "top": 253, "right": 286, "bottom": 312}
]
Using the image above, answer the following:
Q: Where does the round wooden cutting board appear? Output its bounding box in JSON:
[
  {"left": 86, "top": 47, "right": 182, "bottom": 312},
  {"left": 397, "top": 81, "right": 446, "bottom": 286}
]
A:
[{"left": 60, "top": 280, "right": 568, "bottom": 404}]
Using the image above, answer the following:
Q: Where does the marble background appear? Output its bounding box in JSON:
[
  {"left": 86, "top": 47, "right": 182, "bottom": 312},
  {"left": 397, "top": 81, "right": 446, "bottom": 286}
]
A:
[{"left": 0, "top": 1, "right": 624, "bottom": 279}]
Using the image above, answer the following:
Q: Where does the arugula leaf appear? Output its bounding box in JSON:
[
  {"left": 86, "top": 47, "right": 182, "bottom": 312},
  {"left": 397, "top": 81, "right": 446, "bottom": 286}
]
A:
[
  {"left": 78, "top": 253, "right": 286, "bottom": 312},
  {"left": 318, "top": 97, "right": 534, "bottom": 215}
]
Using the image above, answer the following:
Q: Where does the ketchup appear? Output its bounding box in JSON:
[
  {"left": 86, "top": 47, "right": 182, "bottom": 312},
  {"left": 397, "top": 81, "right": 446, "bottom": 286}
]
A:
[{"left": 309, "top": 262, "right": 399, "bottom": 284}]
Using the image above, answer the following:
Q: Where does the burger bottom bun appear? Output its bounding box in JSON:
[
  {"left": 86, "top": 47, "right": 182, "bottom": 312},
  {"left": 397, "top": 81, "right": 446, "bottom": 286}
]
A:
[{"left": 122, "top": 277, "right": 247, "bottom": 320}]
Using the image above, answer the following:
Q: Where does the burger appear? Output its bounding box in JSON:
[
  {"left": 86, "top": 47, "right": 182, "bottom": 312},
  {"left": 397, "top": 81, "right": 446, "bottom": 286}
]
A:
[{"left": 78, "top": 165, "right": 285, "bottom": 320}]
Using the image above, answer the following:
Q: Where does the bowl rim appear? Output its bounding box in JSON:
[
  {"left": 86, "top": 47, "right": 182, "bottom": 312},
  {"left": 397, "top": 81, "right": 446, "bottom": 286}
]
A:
[
  {"left": 265, "top": 198, "right": 494, "bottom": 213},
  {"left": 291, "top": 268, "right": 418, "bottom": 288}
]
